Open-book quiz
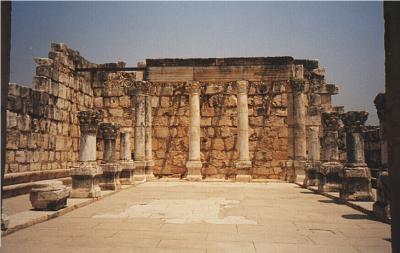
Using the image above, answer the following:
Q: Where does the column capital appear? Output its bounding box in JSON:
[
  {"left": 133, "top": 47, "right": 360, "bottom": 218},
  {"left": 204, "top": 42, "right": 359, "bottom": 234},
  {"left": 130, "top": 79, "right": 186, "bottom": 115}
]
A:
[
  {"left": 322, "top": 112, "right": 340, "bottom": 132},
  {"left": 127, "top": 81, "right": 150, "bottom": 96},
  {"left": 341, "top": 111, "right": 368, "bottom": 133},
  {"left": 99, "top": 123, "right": 120, "bottom": 140},
  {"left": 236, "top": 80, "right": 249, "bottom": 94},
  {"left": 77, "top": 110, "right": 101, "bottom": 134},
  {"left": 289, "top": 79, "right": 306, "bottom": 93},
  {"left": 187, "top": 81, "right": 201, "bottom": 94},
  {"left": 374, "top": 93, "right": 386, "bottom": 122}
]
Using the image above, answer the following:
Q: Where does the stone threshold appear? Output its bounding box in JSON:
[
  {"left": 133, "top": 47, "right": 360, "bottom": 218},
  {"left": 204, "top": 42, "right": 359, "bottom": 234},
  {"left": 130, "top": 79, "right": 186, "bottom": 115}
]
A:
[
  {"left": 295, "top": 182, "right": 390, "bottom": 225},
  {"left": 1, "top": 183, "right": 139, "bottom": 237}
]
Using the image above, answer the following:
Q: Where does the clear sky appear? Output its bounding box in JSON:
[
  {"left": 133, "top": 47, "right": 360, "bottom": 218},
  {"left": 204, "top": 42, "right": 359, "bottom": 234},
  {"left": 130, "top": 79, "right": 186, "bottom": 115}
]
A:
[{"left": 10, "top": 1, "right": 384, "bottom": 124}]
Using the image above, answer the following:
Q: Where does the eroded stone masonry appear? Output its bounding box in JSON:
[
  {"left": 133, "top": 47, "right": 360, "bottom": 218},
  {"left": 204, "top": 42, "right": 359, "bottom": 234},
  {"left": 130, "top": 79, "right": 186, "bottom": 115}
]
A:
[{"left": 5, "top": 43, "right": 388, "bottom": 218}]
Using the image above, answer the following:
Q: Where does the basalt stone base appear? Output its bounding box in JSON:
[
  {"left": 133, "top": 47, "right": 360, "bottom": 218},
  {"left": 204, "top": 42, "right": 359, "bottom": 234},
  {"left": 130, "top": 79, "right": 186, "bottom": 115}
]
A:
[
  {"left": 318, "top": 162, "right": 343, "bottom": 192},
  {"left": 120, "top": 160, "right": 135, "bottom": 185},
  {"left": 303, "top": 162, "right": 320, "bottom": 187},
  {"left": 373, "top": 171, "right": 391, "bottom": 221},
  {"left": 1, "top": 213, "right": 9, "bottom": 231},
  {"left": 100, "top": 163, "right": 122, "bottom": 191},
  {"left": 70, "top": 162, "right": 102, "bottom": 198},
  {"left": 339, "top": 166, "right": 374, "bottom": 201},
  {"left": 186, "top": 160, "right": 203, "bottom": 181},
  {"left": 134, "top": 161, "right": 146, "bottom": 181},
  {"left": 30, "top": 182, "right": 70, "bottom": 211}
]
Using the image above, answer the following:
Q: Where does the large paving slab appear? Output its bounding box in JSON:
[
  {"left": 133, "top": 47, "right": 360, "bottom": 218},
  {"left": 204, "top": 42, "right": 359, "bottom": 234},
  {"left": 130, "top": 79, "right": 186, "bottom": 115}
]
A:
[{"left": 0, "top": 182, "right": 391, "bottom": 253}]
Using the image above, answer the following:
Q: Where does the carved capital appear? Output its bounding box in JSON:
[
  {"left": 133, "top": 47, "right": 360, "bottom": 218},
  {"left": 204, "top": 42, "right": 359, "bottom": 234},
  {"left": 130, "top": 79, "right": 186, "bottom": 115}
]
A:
[
  {"left": 99, "top": 123, "right": 120, "bottom": 140},
  {"left": 77, "top": 110, "right": 101, "bottom": 134},
  {"left": 127, "top": 81, "right": 150, "bottom": 96},
  {"left": 341, "top": 111, "right": 368, "bottom": 133},
  {"left": 236, "top": 80, "right": 249, "bottom": 94},
  {"left": 188, "top": 81, "right": 201, "bottom": 94},
  {"left": 105, "top": 72, "right": 136, "bottom": 88},
  {"left": 322, "top": 112, "right": 340, "bottom": 132},
  {"left": 290, "top": 79, "right": 305, "bottom": 93},
  {"left": 374, "top": 93, "right": 386, "bottom": 122}
]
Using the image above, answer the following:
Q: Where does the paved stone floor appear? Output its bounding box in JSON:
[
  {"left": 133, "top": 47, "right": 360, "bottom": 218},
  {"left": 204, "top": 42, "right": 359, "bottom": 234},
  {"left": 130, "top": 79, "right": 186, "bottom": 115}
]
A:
[{"left": 0, "top": 182, "right": 391, "bottom": 253}]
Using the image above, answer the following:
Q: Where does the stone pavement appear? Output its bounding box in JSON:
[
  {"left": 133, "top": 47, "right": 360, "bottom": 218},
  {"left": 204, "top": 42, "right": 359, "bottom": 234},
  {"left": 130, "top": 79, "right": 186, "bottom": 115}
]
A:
[{"left": 0, "top": 182, "right": 391, "bottom": 253}]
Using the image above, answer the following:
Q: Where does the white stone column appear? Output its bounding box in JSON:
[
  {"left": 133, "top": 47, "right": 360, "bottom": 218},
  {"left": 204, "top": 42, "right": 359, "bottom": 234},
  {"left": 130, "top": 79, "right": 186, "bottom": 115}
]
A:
[
  {"left": 119, "top": 128, "right": 135, "bottom": 185},
  {"left": 99, "top": 123, "right": 121, "bottom": 191},
  {"left": 70, "top": 110, "right": 102, "bottom": 198},
  {"left": 235, "top": 80, "right": 251, "bottom": 181},
  {"left": 340, "top": 111, "right": 374, "bottom": 201},
  {"left": 186, "top": 81, "right": 202, "bottom": 180},
  {"left": 133, "top": 82, "right": 147, "bottom": 180},
  {"left": 145, "top": 93, "right": 154, "bottom": 178}
]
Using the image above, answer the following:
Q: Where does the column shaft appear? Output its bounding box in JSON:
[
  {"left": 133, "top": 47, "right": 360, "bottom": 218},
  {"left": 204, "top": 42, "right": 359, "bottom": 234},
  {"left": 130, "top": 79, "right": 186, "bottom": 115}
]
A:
[
  {"left": 188, "top": 87, "right": 201, "bottom": 161},
  {"left": 134, "top": 94, "right": 146, "bottom": 161},
  {"left": 120, "top": 131, "right": 132, "bottom": 160},
  {"left": 145, "top": 95, "right": 153, "bottom": 163}
]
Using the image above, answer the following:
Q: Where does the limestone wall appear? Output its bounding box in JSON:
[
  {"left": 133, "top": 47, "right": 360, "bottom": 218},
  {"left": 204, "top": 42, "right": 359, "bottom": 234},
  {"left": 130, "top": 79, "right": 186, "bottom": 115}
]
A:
[{"left": 5, "top": 43, "right": 96, "bottom": 185}]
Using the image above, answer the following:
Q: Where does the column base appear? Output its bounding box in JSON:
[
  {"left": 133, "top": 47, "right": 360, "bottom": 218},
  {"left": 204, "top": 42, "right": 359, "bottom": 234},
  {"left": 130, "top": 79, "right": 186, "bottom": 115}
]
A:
[
  {"left": 70, "top": 162, "right": 102, "bottom": 198},
  {"left": 1, "top": 212, "right": 9, "bottom": 231},
  {"left": 119, "top": 160, "right": 135, "bottom": 185},
  {"left": 30, "top": 183, "right": 70, "bottom": 211},
  {"left": 318, "top": 162, "right": 343, "bottom": 192},
  {"left": 235, "top": 160, "right": 252, "bottom": 182},
  {"left": 145, "top": 160, "right": 156, "bottom": 181},
  {"left": 134, "top": 160, "right": 146, "bottom": 182},
  {"left": 186, "top": 160, "right": 202, "bottom": 180},
  {"left": 303, "top": 162, "right": 320, "bottom": 187},
  {"left": 285, "top": 160, "right": 306, "bottom": 183},
  {"left": 100, "top": 163, "right": 122, "bottom": 191},
  {"left": 339, "top": 166, "right": 374, "bottom": 201}
]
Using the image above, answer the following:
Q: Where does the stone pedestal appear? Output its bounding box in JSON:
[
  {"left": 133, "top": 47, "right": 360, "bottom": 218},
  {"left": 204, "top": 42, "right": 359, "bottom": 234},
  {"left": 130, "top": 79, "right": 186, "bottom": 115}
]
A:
[
  {"left": 304, "top": 162, "right": 320, "bottom": 186},
  {"left": 134, "top": 161, "right": 147, "bottom": 181},
  {"left": 71, "top": 162, "right": 103, "bottom": 198},
  {"left": 318, "top": 112, "right": 343, "bottom": 192},
  {"left": 186, "top": 81, "right": 203, "bottom": 180},
  {"left": 373, "top": 171, "right": 391, "bottom": 221},
  {"left": 340, "top": 111, "right": 374, "bottom": 201},
  {"left": 71, "top": 110, "right": 102, "bottom": 198},
  {"left": 235, "top": 80, "right": 252, "bottom": 181},
  {"left": 30, "top": 181, "right": 70, "bottom": 211},
  {"left": 119, "top": 128, "right": 135, "bottom": 185},
  {"left": 99, "top": 123, "right": 121, "bottom": 190},
  {"left": 100, "top": 163, "right": 122, "bottom": 190}
]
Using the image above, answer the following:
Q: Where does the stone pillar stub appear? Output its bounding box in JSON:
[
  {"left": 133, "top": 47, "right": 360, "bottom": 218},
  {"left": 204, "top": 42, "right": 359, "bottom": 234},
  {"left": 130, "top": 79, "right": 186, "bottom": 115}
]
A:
[
  {"left": 99, "top": 123, "right": 122, "bottom": 191},
  {"left": 119, "top": 128, "right": 135, "bottom": 185},
  {"left": 339, "top": 111, "right": 374, "bottom": 201},
  {"left": 71, "top": 110, "right": 102, "bottom": 198},
  {"left": 235, "top": 80, "right": 252, "bottom": 182},
  {"left": 318, "top": 112, "right": 343, "bottom": 192},
  {"left": 374, "top": 93, "right": 388, "bottom": 169},
  {"left": 186, "top": 81, "right": 203, "bottom": 181}
]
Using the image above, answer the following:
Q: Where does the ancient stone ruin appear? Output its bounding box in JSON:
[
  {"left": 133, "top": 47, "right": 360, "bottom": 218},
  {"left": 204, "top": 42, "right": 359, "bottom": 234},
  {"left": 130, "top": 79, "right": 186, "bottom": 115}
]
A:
[{"left": 4, "top": 43, "right": 389, "bottom": 220}]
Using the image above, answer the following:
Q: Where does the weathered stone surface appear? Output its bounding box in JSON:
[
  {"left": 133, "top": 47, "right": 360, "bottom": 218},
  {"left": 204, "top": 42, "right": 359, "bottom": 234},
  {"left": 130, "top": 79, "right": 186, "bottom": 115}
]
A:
[
  {"left": 30, "top": 181, "right": 70, "bottom": 211},
  {"left": 100, "top": 163, "right": 122, "bottom": 190},
  {"left": 70, "top": 162, "right": 102, "bottom": 198},
  {"left": 373, "top": 171, "right": 391, "bottom": 221}
]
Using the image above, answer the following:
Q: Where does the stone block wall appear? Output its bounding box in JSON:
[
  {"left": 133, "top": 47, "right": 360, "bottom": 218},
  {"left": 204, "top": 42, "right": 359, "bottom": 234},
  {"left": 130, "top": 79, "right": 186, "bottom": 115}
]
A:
[{"left": 5, "top": 43, "right": 96, "bottom": 184}]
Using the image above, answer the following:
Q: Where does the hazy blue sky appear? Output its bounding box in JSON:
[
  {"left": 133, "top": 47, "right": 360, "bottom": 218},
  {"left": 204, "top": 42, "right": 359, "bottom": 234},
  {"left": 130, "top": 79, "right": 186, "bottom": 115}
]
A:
[{"left": 10, "top": 1, "right": 384, "bottom": 124}]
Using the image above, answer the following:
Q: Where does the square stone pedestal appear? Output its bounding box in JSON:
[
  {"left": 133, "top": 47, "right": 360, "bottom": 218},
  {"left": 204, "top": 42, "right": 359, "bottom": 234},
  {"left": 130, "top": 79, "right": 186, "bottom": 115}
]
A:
[
  {"left": 146, "top": 160, "right": 156, "bottom": 181},
  {"left": 318, "top": 162, "right": 343, "bottom": 192},
  {"left": 100, "top": 163, "right": 122, "bottom": 191},
  {"left": 303, "top": 162, "right": 320, "bottom": 187},
  {"left": 186, "top": 160, "right": 203, "bottom": 181},
  {"left": 134, "top": 161, "right": 146, "bottom": 182},
  {"left": 235, "top": 160, "right": 252, "bottom": 182},
  {"left": 120, "top": 160, "right": 135, "bottom": 185},
  {"left": 340, "top": 166, "right": 374, "bottom": 201},
  {"left": 30, "top": 181, "right": 70, "bottom": 211},
  {"left": 70, "top": 162, "right": 102, "bottom": 198},
  {"left": 285, "top": 160, "right": 306, "bottom": 183}
]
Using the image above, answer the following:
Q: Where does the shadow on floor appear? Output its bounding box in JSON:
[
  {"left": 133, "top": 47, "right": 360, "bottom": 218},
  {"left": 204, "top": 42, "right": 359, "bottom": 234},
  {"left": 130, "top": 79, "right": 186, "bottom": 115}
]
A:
[{"left": 341, "top": 214, "right": 374, "bottom": 220}]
